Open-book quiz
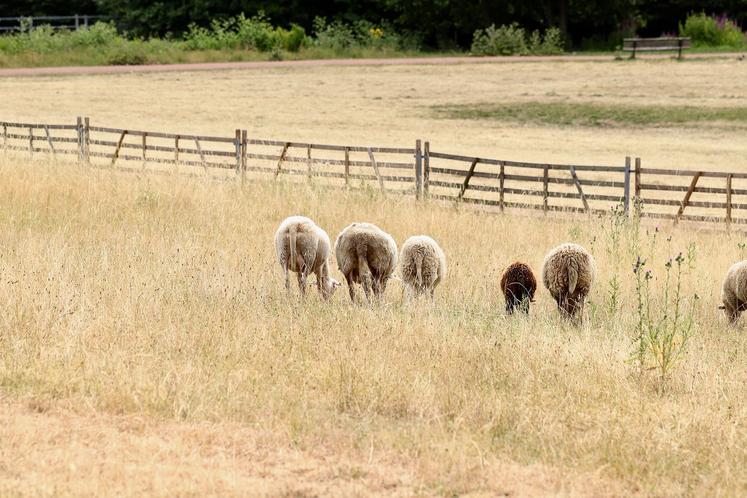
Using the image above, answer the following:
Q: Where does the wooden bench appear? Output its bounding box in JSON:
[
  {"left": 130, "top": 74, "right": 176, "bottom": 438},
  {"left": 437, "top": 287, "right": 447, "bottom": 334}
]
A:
[{"left": 623, "top": 37, "right": 692, "bottom": 59}]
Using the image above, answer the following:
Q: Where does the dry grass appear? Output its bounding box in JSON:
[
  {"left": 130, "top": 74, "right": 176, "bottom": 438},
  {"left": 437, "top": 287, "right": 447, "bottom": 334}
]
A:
[
  {"left": 1, "top": 156, "right": 746, "bottom": 496},
  {"left": 1, "top": 58, "right": 746, "bottom": 171}
]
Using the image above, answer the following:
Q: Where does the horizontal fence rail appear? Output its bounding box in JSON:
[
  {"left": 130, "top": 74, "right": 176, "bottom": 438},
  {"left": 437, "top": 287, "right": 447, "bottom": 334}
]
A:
[{"left": 1, "top": 117, "right": 745, "bottom": 229}]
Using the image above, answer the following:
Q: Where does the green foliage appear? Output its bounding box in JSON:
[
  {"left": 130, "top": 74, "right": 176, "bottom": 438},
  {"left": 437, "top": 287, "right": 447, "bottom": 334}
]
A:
[
  {"left": 471, "top": 23, "right": 527, "bottom": 55},
  {"left": 312, "top": 17, "right": 418, "bottom": 52},
  {"left": 105, "top": 42, "right": 148, "bottom": 65},
  {"left": 0, "top": 22, "right": 121, "bottom": 54},
  {"left": 471, "top": 24, "right": 563, "bottom": 56},
  {"left": 278, "top": 24, "right": 307, "bottom": 52},
  {"left": 679, "top": 12, "right": 746, "bottom": 48},
  {"left": 182, "top": 13, "right": 295, "bottom": 52}
]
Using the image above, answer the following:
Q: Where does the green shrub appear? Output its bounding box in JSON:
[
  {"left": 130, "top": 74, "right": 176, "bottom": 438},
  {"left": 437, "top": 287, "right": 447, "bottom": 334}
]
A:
[
  {"left": 471, "top": 24, "right": 563, "bottom": 56},
  {"left": 679, "top": 12, "right": 746, "bottom": 48},
  {"left": 235, "top": 13, "right": 277, "bottom": 51},
  {"left": 68, "top": 22, "right": 120, "bottom": 48},
  {"left": 312, "top": 17, "right": 415, "bottom": 52},
  {"left": 540, "top": 27, "right": 564, "bottom": 54},
  {"left": 106, "top": 42, "right": 148, "bottom": 65},
  {"left": 471, "top": 23, "right": 527, "bottom": 55},
  {"left": 313, "top": 17, "right": 357, "bottom": 50},
  {"left": 276, "top": 23, "right": 307, "bottom": 52},
  {"left": 182, "top": 13, "right": 283, "bottom": 52},
  {"left": 0, "top": 22, "right": 124, "bottom": 55}
]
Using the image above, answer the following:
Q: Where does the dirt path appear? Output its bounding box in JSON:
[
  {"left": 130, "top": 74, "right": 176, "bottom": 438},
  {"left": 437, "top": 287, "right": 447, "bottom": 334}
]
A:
[
  {"left": 0, "top": 399, "right": 636, "bottom": 497},
  {"left": 0, "top": 52, "right": 743, "bottom": 77}
]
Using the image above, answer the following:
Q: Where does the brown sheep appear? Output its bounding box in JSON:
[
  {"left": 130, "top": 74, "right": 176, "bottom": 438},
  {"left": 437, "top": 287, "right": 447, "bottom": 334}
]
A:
[
  {"left": 500, "top": 262, "right": 537, "bottom": 314},
  {"left": 542, "top": 243, "right": 596, "bottom": 323}
]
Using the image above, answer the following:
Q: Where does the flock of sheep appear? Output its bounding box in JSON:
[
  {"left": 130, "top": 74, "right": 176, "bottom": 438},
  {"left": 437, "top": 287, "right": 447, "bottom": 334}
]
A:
[
  {"left": 275, "top": 215, "right": 747, "bottom": 325},
  {"left": 274, "top": 215, "right": 597, "bottom": 322}
]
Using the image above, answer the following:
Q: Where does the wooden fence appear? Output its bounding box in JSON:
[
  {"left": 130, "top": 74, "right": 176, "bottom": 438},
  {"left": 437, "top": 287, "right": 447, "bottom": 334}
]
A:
[{"left": 1, "top": 117, "right": 745, "bottom": 228}]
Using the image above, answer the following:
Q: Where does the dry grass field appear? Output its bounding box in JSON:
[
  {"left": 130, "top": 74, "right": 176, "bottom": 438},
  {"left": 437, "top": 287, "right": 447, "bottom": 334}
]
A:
[
  {"left": 1, "top": 155, "right": 746, "bottom": 496},
  {"left": 1, "top": 57, "right": 746, "bottom": 171},
  {"left": 2, "top": 58, "right": 747, "bottom": 496}
]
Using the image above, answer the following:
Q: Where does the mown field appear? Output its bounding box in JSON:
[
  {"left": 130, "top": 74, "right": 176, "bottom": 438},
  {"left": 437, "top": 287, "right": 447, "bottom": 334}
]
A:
[
  {"left": 0, "top": 156, "right": 746, "bottom": 496},
  {"left": 1, "top": 57, "right": 746, "bottom": 172},
  {"left": 1, "top": 58, "right": 747, "bottom": 496}
]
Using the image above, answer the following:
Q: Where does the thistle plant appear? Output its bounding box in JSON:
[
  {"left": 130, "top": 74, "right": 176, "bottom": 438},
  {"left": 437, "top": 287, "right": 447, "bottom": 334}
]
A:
[{"left": 631, "top": 252, "right": 697, "bottom": 389}]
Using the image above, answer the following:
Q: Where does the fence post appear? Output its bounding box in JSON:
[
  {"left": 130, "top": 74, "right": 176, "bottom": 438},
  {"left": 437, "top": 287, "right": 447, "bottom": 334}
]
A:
[
  {"left": 634, "top": 157, "right": 641, "bottom": 199},
  {"left": 76, "top": 117, "right": 84, "bottom": 162},
  {"left": 2, "top": 123, "right": 7, "bottom": 152},
  {"left": 415, "top": 139, "right": 422, "bottom": 200},
  {"left": 423, "top": 141, "right": 430, "bottom": 198},
  {"left": 306, "top": 144, "right": 312, "bottom": 181},
  {"left": 83, "top": 117, "right": 90, "bottom": 163},
  {"left": 241, "top": 130, "right": 248, "bottom": 181},
  {"left": 499, "top": 162, "right": 505, "bottom": 212},
  {"left": 74, "top": 14, "right": 79, "bottom": 30},
  {"left": 344, "top": 147, "right": 350, "bottom": 186},
  {"left": 142, "top": 133, "right": 147, "bottom": 170},
  {"left": 726, "top": 174, "right": 733, "bottom": 229},
  {"left": 234, "top": 129, "right": 241, "bottom": 175},
  {"left": 542, "top": 165, "right": 549, "bottom": 214},
  {"left": 623, "top": 156, "right": 631, "bottom": 216},
  {"left": 28, "top": 127, "right": 33, "bottom": 157}
]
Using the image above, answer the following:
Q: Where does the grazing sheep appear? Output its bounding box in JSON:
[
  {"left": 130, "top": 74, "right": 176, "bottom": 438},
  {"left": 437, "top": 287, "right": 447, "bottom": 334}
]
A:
[
  {"left": 542, "top": 243, "right": 596, "bottom": 322},
  {"left": 399, "top": 235, "right": 446, "bottom": 301},
  {"left": 274, "top": 216, "right": 340, "bottom": 299},
  {"left": 721, "top": 260, "right": 747, "bottom": 324},
  {"left": 500, "top": 262, "right": 537, "bottom": 314},
  {"left": 335, "top": 222, "right": 397, "bottom": 303}
]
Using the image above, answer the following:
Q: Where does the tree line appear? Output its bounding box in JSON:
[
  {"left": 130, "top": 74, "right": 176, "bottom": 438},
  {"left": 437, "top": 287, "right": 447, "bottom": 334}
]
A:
[{"left": 5, "top": 0, "right": 747, "bottom": 49}]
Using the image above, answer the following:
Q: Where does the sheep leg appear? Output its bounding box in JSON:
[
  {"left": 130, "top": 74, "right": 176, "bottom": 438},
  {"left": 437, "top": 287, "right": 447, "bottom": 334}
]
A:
[
  {"left": 360, "top": 274, "right": 373, "bottom": 302},
  {"left": 723, "top": 291, "right": 742, "bottom": 325},
  {"left": 429, "top": 287, "right": 435, "bottom": 303},
  {"left": 345, "top": 273, "right": 357, "bottom": 303},
  {"left": 505, "top": 290, "right": 516, "bottom": 315},
  {"left": 372, "top": 276, "right": 383, "bottom": 302},
  {"left": 518, "top": 297, "right": 530, "bottom": 314},
  {"left": 357, "top": 259, "right": 373, "bottom": 303},
  {"left": 315, "top": 267, "right": 325, "bottom": 297},
  {"left": 283, "top": 265, "right": 291, "bottom": 292},
  {"left": 296, "top": 265, "right": 310, "bottom": 298}
]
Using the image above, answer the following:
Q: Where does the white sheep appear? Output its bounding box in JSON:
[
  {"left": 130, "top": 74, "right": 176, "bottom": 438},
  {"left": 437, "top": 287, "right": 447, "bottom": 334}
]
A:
[
  {"left": 399, "top": 235, "right": 446, "bottom": 301},
  {"left": 274, "top": 216, "right": 340, "bottom": 299},
  {"left": 542, "top": 243, "right": 596, "bottom": 323},
  {"left": 334, "top": 222, "right": 397, "bottom": 303},
  {"left": 721, "top": 260, "right": 747, "bottom": 324}
]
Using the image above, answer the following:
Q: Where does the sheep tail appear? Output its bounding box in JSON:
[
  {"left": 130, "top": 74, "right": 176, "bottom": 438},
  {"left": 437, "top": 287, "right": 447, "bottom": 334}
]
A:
[
  {"left": 414, "top": 252, "right": 424, "bottom": 288},
  {"left": 567, "top": 260, "right": 579, "bottom": 295},
  {"left": 355, "top": 240, "right": 371, "bottom": 276},
  {"left": 289, "top": 226, "right": 298, "bottom": 272}
]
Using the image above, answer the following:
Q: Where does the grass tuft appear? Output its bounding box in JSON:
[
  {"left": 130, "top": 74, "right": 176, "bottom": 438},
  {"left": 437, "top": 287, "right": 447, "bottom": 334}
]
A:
[{"left": 433, "top": 101, "right": 747, "bottom": 128}]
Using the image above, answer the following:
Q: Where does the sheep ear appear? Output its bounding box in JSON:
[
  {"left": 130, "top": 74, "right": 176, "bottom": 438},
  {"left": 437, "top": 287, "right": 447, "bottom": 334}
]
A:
[{"left": 718, "top": 305, "right": 726, "bottom": 310}]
